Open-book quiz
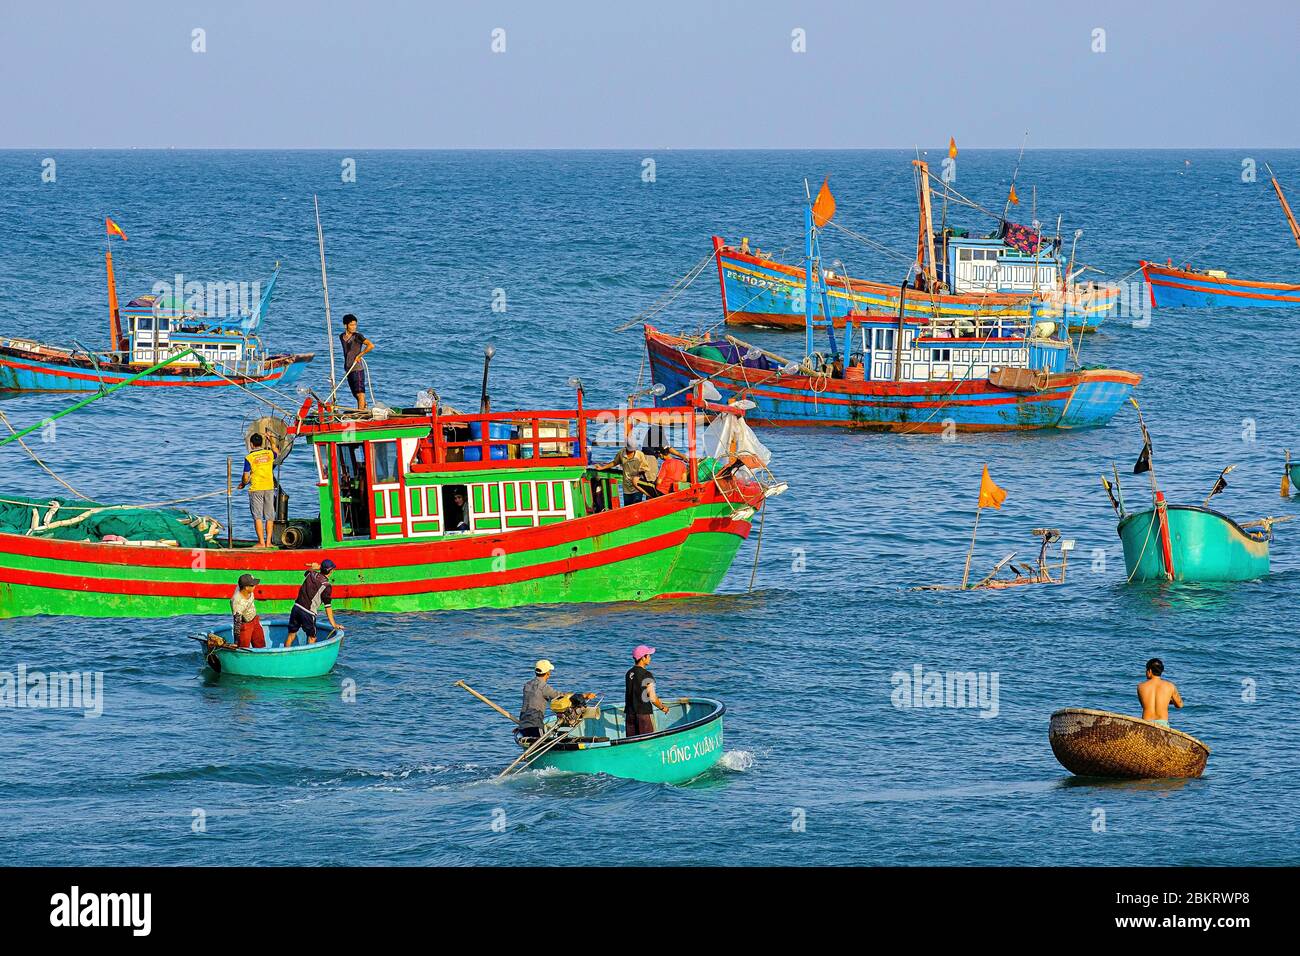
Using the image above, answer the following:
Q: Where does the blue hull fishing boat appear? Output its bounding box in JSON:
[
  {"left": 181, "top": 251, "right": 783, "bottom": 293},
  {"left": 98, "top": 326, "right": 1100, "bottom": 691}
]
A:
[
  {"left": 0, "top": 223, "right": 312, "bottom": 392},
  {"left": 1140, "top": 164, "right": 1300, "bottom": 309},
  {"left": 646, "top": 181, "right": 1139, "bottom": 433},
  {"left": 714, "top": 160, "right": 1118, "bottom": 334}
]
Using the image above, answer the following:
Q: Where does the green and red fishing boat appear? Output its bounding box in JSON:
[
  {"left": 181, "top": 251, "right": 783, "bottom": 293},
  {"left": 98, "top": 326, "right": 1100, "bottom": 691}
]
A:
[{"left": 0, "top": 387, "right": 783, "bottom": 619}]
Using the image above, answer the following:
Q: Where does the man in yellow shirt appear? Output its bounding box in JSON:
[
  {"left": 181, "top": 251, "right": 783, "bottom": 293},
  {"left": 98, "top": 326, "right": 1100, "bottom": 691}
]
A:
[
  {"left": 596, "top": 437, "right": 659, "bottom": 506},
  {"left": 238, "top": 433, "right": 278, "bottom": 547}
]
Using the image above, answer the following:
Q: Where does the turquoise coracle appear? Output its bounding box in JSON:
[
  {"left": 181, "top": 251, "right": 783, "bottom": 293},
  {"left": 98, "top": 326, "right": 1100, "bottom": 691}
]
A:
[
  {"left": 529, "top": 698, "right": 725, "bottom": 784},
  {"left": 202, "top": 619, "right": 344, "bottom": 678},
  {"left": 1117, "top": 504, "right": 1270, "bottom": 584}
]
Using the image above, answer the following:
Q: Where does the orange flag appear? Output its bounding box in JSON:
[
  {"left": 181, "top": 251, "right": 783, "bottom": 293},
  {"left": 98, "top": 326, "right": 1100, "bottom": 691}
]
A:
[
  {"left": 811, "top": 177, "right": 836, "bottom": 228},
  {"left": 1007, "top": 184, "right": 1020, "bottom": 206},
  {"left": 948, "top": 137, "right": 958, "bottom": 159},
  {"left": 978, "top": 465, "right": 1007, "bottom": 510},
  {"left": 105, "top": 217, "right": 127, "bottom": 241}
]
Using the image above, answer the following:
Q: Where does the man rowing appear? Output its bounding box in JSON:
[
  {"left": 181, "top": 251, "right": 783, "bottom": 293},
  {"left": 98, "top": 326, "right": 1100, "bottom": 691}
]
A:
[
  {"left": 1137, "top": 657, "right": 1183, "bottom": 728},
  {"left": 285, "top": 559, "right": 342, "bottom": 647},
  {"left": 517, "top": 659, "right": 593, "bottom": 743}
]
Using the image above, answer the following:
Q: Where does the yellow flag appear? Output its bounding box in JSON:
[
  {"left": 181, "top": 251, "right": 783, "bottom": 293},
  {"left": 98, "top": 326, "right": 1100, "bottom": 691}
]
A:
[
  {"left": 948, "top": 137, "right": 958, "bottom": 159},
  {"left": 811, "top": 177, "right": 836, "bottom": 228},
  {"left": 978, "top": 465, "right": 1007, "bottom": 510},
  {"left": 1008, "top": 184, "right": 1020, "bottom": 206}
]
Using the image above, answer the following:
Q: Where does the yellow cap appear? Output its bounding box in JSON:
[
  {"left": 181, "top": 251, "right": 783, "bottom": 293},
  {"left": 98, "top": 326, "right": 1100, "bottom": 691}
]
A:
[{"left": 534, "top": 659, "right": 554, "bottom": 674}]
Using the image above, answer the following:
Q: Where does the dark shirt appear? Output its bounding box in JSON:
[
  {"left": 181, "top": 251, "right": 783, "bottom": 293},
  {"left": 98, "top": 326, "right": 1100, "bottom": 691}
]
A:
[
  {"left": 625, "top": 664, "right": 655, "bottom": 716},
  {"left": 340, "top": 330, "right": 368, "bottom": 369},
  {"left": 293, "top": 570, "right": 333, "bottom": 615}
]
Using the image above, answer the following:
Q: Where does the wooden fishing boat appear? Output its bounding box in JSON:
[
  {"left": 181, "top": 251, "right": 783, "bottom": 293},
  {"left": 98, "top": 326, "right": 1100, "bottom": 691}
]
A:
[
  {"left": 1117, "top": 501, "right": 1270, "bottom": 584},
  {"left": 714, "top": 160, "right": 1118, "bottom": 333},
  {"left": 1048, "top": 708, "right": 1209, "bottom": 779},
  {"left": 0, "top": 228, "right": 312, "bottom": 392},
  {"left": 198, "top": 619, "right": 343, "bottom": 678},
  {"left": 525, "top": 698, "right": 726, "bottom": 785},
  {"left": 645, "top": 323, "right": 1140, "bottom": 432},
  {"left": 1105, "top": 403, "right": 1275, "bottom": 584},
  {"left": 1140, "top": 260, "right": 1300, "bottom": 309},
  {"left": 0, "top": 386, "right": 782, "bottom": 619},
  {"left": 1140, "top": 165, "right": 1300, "bottom": 309}
]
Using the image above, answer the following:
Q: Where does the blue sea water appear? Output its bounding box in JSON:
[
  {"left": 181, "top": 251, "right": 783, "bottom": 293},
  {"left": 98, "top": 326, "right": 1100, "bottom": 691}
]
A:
[{"left": 0, "top": 149, "right": 1297, "bottom": 866}]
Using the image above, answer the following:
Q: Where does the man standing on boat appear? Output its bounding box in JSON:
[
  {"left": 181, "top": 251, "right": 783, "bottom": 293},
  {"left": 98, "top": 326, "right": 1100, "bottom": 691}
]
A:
[
  {"left": 230, "top": 573, "right": 266, "bottom": 649},
  {"left": 238, "top": 432, "right": 278, "bottom": 548},
  {"left": 339, "top": 314, "right": 374, "bottom": 412},
  {"left": 625, "top": 645, "right": 669, "bottom": 738},
  {"left": 517, "top": 660, "right": 593, "bottom": 743},
  {"left": 1137, "top": 658, "right": 1183, "bottom": 728},
  {"left": 285, "top": 559, "right": 342, "bottom": 647},
  {"left": 597, "top": 436, "right": 659, "bottom": 505}
]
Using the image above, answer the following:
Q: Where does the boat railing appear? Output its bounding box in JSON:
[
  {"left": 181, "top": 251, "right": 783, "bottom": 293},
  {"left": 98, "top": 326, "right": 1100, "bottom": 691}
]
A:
[{"left": 412, "top": 405, "right": 706, "bottom": 483}]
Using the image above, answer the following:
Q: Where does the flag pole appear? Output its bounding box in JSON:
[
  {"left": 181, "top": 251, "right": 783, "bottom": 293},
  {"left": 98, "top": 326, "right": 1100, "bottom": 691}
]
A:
[
  {"left": 960, "top": 505, "right": 983, "bottom": 590},
  {"left": 314, "top": 195, "right": 338, "bottom": 399},
  {"left": 1001, "top": 130, "right": 1029, "bottom": 221}
]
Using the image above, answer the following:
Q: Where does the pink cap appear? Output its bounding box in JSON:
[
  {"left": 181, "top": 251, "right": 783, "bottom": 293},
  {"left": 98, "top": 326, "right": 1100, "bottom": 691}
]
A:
[{"left": 633, "top": 644, "right": 656, "bottom": 661}]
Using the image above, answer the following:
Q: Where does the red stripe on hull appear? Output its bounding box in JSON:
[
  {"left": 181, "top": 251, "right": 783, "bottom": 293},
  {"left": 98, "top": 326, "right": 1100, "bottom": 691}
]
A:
[{"left": 0, "top": 517, "right": 749, "bottom": 600}]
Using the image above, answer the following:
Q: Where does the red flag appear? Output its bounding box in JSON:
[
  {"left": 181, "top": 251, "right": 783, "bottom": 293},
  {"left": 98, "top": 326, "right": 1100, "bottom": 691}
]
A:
[
  {"left": 948, "top": 137, "right": 958, "bottom": 160},
  {"left": 1007, "top": 185, "right": 1020, "bottom": 206},
  {"left": 105, "top": 217, "right": 127, "bottom": 241},
  {"left": 811, "top": 177, "right": 836, "bottom": 228}
]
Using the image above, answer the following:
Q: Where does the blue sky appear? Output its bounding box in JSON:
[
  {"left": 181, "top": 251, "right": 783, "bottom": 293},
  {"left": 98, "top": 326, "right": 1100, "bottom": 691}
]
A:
[{"left": 2, "top": 0, "right": 1296, "bottom": 148}]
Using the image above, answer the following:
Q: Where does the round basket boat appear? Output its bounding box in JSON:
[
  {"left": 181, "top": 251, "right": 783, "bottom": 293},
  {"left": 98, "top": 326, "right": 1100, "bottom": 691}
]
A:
[
  {"left": 201, "top": 618, "right": 343, "bottom": 679},
  {"left": 1048, "top": 708, "right": 1209, "bottom": 780}
]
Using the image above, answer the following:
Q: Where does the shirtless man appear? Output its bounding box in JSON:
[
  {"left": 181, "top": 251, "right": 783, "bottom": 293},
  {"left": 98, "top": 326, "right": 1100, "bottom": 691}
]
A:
[{"left": 1137, "top": 658, "right": 1183, "bottom": 728}]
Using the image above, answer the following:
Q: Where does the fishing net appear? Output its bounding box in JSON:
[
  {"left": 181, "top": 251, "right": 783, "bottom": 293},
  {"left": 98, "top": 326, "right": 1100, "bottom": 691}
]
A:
[{"left": 0, "top": 495, "right": 220, "bottom": 548}]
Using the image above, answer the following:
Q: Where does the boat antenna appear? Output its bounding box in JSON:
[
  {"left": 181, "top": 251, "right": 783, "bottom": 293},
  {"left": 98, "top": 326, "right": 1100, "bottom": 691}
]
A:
[
  {"left": 1001, "top": 130, "right": 1029, "bottom": 221},
  {"left": 480, "top": 344, "right": 495, "bottom": 414},
  {"left": 314, "top": 195, "right": 338, "bottom": 398}
]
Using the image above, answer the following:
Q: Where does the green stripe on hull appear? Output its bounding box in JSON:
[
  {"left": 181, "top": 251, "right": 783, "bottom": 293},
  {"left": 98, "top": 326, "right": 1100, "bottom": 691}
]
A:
[
  {"left": 1117, "top": 505, "right": 1270, "bottom": 584},
  {"left": 0, "top": 507, "right": 747, "bottom": 619}
]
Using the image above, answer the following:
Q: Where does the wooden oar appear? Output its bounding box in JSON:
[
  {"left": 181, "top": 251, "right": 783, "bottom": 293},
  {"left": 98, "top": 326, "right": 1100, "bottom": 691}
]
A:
[{"left": 455, "top": 680, "right": 518, "bottom": 723}]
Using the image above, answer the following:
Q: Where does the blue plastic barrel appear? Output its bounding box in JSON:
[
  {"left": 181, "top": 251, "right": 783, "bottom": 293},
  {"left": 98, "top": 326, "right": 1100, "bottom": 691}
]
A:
[{"left": 466, "top": 421, "right": 511, "bottom": 461}]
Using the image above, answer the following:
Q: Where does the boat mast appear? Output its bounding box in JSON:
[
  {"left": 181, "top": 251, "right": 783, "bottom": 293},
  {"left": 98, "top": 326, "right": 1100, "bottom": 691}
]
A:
[
  {"left": 1266, "top": 164, "right": 1300, "bottom": 251},
  {"left": 314, "top": 196, "right": 339, "bottom": 397},
  {"left": 911, "top": 160, "right": 937, "bottom": 292}
]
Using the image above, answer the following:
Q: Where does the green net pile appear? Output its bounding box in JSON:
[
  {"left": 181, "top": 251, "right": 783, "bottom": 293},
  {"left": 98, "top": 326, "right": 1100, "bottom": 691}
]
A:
[{"left": 0, "top": 496, "right": 218, "bottom": 548}]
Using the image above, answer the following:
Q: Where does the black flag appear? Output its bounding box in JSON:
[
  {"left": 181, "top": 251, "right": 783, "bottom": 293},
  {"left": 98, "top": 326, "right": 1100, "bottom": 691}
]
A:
[
  {"left": 1133, "top": 440, "right": 1152, "bottom": 474},
  {"left": 1208, "top": 474, "right": 1228, "bottom": 499}
]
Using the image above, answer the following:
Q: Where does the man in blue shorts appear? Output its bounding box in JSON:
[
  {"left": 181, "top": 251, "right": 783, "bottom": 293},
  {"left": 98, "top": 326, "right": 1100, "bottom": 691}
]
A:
[{"left": 285, "top": 559, "right": 343, "bottom": 647}]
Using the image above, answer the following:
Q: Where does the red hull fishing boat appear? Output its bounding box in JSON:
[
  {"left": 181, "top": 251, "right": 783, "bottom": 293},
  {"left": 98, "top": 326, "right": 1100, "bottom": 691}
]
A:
[
  {"left": 0, "top": 219, "right": 312, "bottom": 392},
  {"left": 0, "top": 367, "right": 785, "bottom": 619},
  {"left": 1140, "top": 164, "right": 1300, "bottom": 309}
]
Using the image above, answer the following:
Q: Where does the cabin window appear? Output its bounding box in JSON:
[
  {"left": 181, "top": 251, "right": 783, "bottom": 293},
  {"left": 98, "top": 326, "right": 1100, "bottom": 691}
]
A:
[
  {"left": 371, "top": 440, "right": 399, "bottom": 484},
  {"left": 441, "top": 485, "right": 469, "bottom": 532},
  {"left": 958, "top": 249, "right": 972, "bottom": 261},
  {"left": 137, "top": 317, "right": 154, "bottom": 331},
  {"left": 220, "top": 344, "right": 238, "bottom": 353},
  {"left": 335, "top": 442, "right": 371, "bottom": 539},
  {"left": 158, "top": 318, "right": 171, "bottom": 331}
]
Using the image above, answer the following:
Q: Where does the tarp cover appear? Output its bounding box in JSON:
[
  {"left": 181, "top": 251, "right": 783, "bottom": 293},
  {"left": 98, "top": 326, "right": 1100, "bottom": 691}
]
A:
[
  {"left": 698, "top": 414, "right": 772, "bottom": 467},
  {"left": 0, "top": 495, "right": 215, "bottom": 548}
]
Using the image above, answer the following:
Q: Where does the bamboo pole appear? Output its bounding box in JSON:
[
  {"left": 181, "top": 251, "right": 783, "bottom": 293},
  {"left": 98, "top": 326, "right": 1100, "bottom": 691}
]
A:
[
  {"left": 226, "top": 457, "right": 234, "bottom": 548},
  {"left": 454, "top": 680, "right": 517, "bottom": 723},
  {"left": 960, "top": 506, "right": 983, "bottom": 590},
  {"left": 0, "top": 348, "right": 197, "bottom": 449},
  {"left": 314, "top": 196, "right": 338, "bottom": 397}
]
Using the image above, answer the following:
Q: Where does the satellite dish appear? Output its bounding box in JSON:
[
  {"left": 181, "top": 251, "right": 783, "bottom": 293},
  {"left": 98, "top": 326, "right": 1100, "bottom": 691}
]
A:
[{"left": 244, "top": 416, "right": 292, "bottom": 465}]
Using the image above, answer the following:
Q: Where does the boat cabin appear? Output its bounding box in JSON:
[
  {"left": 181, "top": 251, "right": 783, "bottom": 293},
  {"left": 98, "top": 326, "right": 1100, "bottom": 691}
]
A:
[
  {"left": 843, "top": 314, "right": 1069, "bottom": 383},
  {"left": 120, "top": 294, "right": 258, "bottom": 369},
  {"left": 288, "top": 400, "right": 720, "bottom": 548},
  {"left": 937, "top": 234, "right": 1062, "bottom": 295}
]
